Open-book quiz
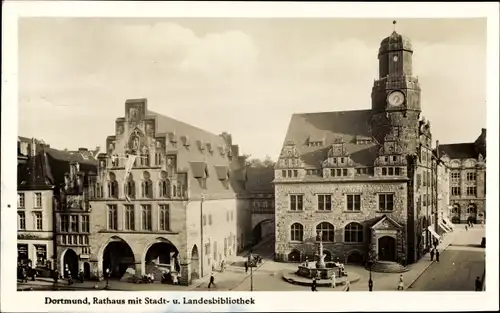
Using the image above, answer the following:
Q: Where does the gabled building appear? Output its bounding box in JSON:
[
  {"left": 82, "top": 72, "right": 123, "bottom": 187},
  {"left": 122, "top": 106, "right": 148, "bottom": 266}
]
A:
[
  {"left": 274, "top": 29, "right": 440, "bottom": 267},
  {"left": 17, "top": 139, "right": 55, "bottom": 270},
  {"left": 88, "top": 99, "right": 248, "bottom": 285},
  {"left": 438, "top": 129, "right": 486, "bottom": 224}
]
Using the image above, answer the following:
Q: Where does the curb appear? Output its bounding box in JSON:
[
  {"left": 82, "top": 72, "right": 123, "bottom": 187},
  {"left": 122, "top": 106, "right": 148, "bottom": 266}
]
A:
[{"left": 404, "top": 233, "right": 454, "bottom": 290}]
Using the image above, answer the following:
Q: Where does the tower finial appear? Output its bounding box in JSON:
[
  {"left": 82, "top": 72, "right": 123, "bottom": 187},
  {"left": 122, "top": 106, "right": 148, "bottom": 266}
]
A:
[{"left": 393, "top": 20, "right": 397, "bottom": 32}]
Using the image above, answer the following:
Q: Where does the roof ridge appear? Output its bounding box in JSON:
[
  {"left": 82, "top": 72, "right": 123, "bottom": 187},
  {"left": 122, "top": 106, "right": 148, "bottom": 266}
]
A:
[
  {"left": 147, "top": 110, "right": 222, "bottom": 140},
  {"left": 293, "top": 108, "right": 372, "bottom": 116}
]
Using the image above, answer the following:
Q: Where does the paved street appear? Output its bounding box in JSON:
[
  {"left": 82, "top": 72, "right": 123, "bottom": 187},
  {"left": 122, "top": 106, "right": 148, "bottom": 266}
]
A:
[{"left": 408, "top": 225, "right": 485, "bottom": 291}]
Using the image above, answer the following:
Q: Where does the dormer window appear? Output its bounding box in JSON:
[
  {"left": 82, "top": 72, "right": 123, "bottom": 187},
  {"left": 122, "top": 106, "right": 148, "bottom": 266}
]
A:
[
  {"left": 206, "top": 142, "right": 213, "bottom": 153},
  {"left": 340, "top": 157, "right": 345, "bottom": 164},
  {"left": 197, "top": 140, "right": 205, "bottom": 151},
  {"left": 182, "top": 136, "right": 190, "bottom": 147}
]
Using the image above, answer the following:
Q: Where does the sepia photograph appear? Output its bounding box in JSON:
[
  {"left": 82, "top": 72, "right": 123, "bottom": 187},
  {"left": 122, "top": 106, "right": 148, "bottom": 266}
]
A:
[{"left": 2, "top": 2, "right": 499, "bottom": 312}]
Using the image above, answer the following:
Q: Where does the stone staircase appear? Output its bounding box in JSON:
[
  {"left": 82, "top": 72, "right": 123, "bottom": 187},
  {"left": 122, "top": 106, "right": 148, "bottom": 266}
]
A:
[
  {"left": 144, "top": 263, "right": 172, "bottom": 282},
  {"left": 367, "top": 261, "right": 409, "bottom": 273}
]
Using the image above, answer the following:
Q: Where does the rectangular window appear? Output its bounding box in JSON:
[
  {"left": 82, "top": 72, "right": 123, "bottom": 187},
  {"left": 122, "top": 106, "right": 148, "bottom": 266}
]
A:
[
  {"left": 336, "top": 169, "right": 341, "bottom": 176},
  {"left": 342, "top": 169, "right": 348, "bottom": 176},
  {"left": 34, "top": 212, "right": 43, "bottom": 230},
  {"left": 287, "top": 170, "right": 292, "bottom": 177},
  {"left": 70, "top": 215, "right": 78, "bottom": 232},
  {"left": 290, "top": 195, "right": 304, "bottom": 211},
  {"left": 18, "top": 193, "right": 25, "bottom": 208},
  {"left": 451, "top": 172, "right": 460, "bottom": 180},
  {"left": 427, "top": 172, "right": 431, "bottom": 186},
  {"left": 451, "top": 186, "right": 461, "bottom": 196},
  {"left": 382, "top": 167, "right": 387, "bottom": 176},
  {"left": 423, "top": 173, "right": 427, "bottom": 186},
  {"left": 395, "top": 167, "right": 401, "bottom": 175},
  {"left": 467, "top": 186, "right": 477, "bottom": 197},
  {"left": 282, "top": 170, "right": 286, "bottom": 178},
  {"left": 208, "top": 214, "right": 213, "bottom": 225},
  {"left": 159, "top": 204, "right": 170, "bottom": 231},
  {"left": 378, "top": 194, "right": 394, "bottom": 211},
  {"left": 293, "top": 170, "right": 298, "bottom": 177},
  {"left": 35, "top": 193, "right": 42, "bottom": 208},
  {"left": 467, "top": 172, "right": 476, "bottom": 181},
  {"left": 18, "top": 212, "right": 26, "bottom": 230},
  {"left": 423, "top": 194, "right": 427, "bottom": 206},
  {"left": 107, "top": 205, "right": 118, "bottom": 230},
  {"left": 124, "top": 205, "right": 135, "bottom": 231},
  {"left": 155, "top": 153, "right": 162, "bottom": 166},
  {"left": 317, "top": 195, "right": 332, "bottom": 211},
  {"left": 346, "top": 195, "right": 361, "bottom": 211},
  {"left": 141, "top": 205, "right": 152, "bottom": 231},
  {"left": 388, "top": 167, "right": 394, "bottom": 176},
  {"left": 81, "top": 215, "right": 89, "bottom": 233},
  {"left": 61, "top": 215, "right": 69, "bottom": 232},
  {"left": 330, "top": 169, "right": 335, "bottom": 177}
]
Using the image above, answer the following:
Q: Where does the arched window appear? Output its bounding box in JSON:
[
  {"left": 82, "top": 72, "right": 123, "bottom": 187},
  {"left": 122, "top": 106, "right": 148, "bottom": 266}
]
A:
[
  {"left": 142, "top": 171, "right": 153, "bottom": 198},
  {"left": 290, "top": 223, "right": 304, "bottom": 242},
  {"left": 316, "top": 222, "right": 335, "bottom": 242},
  {"left": 107, "top": 172, "right": 118, "bottom": 198},
  {"left": 158, "top": 171, "right": 170, "bottom": 198},
  {"left": 124, "top": 174, "right": 135, "bottom": 199},
  {"left": 452, "top": 204, "right": 460, "bottom": 214},
  {"left": 344, "top": 222, "right": 364, "bottom": 243},
  {"left": 467, "top": 205, "right": 477, "bottom": 214}
]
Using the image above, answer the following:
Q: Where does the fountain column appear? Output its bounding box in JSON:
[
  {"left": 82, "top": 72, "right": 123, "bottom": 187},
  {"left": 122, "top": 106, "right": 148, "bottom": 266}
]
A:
[{"left": 316, "top": 231, "right": 326, "bottom": 269}]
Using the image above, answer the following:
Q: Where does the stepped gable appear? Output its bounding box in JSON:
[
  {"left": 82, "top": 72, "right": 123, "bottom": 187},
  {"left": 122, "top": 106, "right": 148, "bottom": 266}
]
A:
[
  {"left": 44, "top": 147, "right": 98, "bottom": 189},
  {"left": 280, "top": 109, "right": 379, "bottom": 168}
]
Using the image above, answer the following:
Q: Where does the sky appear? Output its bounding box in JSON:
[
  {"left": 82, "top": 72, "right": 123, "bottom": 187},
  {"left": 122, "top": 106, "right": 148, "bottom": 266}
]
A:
[{"left": 18, "top": 18, "right": 487, "bottom": 160}]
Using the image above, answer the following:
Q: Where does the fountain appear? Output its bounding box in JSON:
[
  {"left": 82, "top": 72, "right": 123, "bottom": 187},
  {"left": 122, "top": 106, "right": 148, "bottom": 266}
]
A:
[{"left": 295, "top": 231, "right": 336, "bottom": 280}]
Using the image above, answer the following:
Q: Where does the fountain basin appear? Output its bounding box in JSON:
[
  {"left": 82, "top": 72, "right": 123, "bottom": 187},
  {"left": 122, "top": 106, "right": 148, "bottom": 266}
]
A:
[
  {"left": 296, "top": 261, "right": 344, "bottom": 279},
  {"left": 282, "top": 271, "right": 361, "bottom": 287}
]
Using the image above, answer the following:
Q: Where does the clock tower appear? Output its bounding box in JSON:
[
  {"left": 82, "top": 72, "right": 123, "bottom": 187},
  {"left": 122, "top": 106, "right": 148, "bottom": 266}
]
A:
[{"left": 370, "top": 25, "right": 421, "bottom": 154}]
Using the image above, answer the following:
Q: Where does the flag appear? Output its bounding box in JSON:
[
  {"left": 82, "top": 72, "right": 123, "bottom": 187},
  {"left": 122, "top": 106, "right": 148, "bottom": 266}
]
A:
[{"left": 124, "top": 155, "right": 136, "bottom": 179}]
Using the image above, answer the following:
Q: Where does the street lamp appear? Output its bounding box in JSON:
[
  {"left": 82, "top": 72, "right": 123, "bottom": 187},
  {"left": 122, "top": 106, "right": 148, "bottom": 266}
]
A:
[
  {"left": 250, "top": 245, "right": 254, "bottom": 292},
  {"left": 367, "top": 245, "right": 376, "bottom": 292}
]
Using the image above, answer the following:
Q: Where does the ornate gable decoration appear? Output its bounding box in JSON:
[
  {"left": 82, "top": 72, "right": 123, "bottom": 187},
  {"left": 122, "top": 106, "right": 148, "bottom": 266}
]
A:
[
  {"left": 128, "top": 128, "right": 145, "bottom": 154},
  {"left": 371, "top": 215, "right": 402, "bottom": 231},
  {"left": 276, "top": 142, "right": 304, "bottom": 169},
  {"left": 322, "top": 136, "right": 354, "bottom": 167}
]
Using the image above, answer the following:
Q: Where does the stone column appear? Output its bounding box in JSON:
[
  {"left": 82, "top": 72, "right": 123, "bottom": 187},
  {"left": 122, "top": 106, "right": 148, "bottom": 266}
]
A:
[{"left": 179, "top": 262, "right": 191, "bottom": 286}]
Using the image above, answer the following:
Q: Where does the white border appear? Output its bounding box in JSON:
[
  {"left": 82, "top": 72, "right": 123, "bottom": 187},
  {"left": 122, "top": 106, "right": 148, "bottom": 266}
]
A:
[{"left": 2, "top": 1, "right": 499, "bottom": 312}]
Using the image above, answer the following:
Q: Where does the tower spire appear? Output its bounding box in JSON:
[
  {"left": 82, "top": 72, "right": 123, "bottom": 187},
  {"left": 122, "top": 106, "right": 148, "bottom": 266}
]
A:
[{"left": 393, "top": 20, "right": 397, "bottom": 32}]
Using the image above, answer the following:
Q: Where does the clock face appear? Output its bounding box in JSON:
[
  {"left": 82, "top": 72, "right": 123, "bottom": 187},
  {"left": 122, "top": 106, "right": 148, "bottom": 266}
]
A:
[
  {"left": 387, "top": 91, "right": 405, "bottom": 107},
  {"left": 393, "top": 55, "right": 399, "bottom": 62}
]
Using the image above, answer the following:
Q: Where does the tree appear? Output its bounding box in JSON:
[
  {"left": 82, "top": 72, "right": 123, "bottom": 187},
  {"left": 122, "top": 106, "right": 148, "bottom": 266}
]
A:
[{"left": 244, "top": 154, "right": 275, "bottom": 168}]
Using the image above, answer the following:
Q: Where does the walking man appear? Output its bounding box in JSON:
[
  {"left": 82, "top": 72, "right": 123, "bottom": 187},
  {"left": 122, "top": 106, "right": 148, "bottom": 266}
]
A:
[
  {"left": 465, "top": 224, "right": 468, "bottom": 231},
  {"left": 397, "top": 274, "right": 404, "bottom": 290},
  {"left": 475, "top": 277, "right": 482, "bottom": 291},
  {"left": 435, "top": 250, "right": 440, "bottom": 262},
  {"left": 430, "top": 248, "right": 435, "bottom": 261},
  {"left": 208, "top": 274, "right": 216, "bottom": 289},
  {"left": 311, "top": 278, "right": 317, "bottom": 292},
  {"left": 331, "top": 272, "right": 336, "bottom": 289},
  {"left": 244, "top": 261, "right": 248, "bottom": 274}
]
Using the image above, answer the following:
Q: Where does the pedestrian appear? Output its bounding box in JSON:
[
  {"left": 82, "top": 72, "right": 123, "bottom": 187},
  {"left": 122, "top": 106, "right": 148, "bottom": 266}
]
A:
[
  {"left": 475, "top": 277, "right": 482, "bottom": 291},
  {"left": 79, "top": 270, "right": 84, "bottom": 283},
  {"left": 208, "top": 274, "right": 216, "bottom": 289},
  {"left": 53, "top": 269, "right": 59, "bottom": 285},
  {"left": 435, "top": 250, "right": 440, "bottom": 262},
  {"left": 430, "top": 248, "right": 435, "bottom": 261},
  {"left": 172, "top": 271, "right": 179, "bottom": 285},
  {"left": 244, "top": 261, "right": 248, "bottom": 274},
  {"left": 67, "top": 271, "right": 73, "bottom": 285},
  {"left": 331, "top": 272, "right": 336, "bottom": 289},
  {"left": 311, "top": 278, "right": 317, "bottom": 292},
  {"left": 465, "top": 225, "right": 468, "bottom": 231},
  {"left": 345, "top": 280, "right": 350, "bottom": 292},
  {"left": 397, "top": 274, "right": 404, "bottom": 290},
  {"left": 368, "top": 278, "right": 373, "bottom": 292}
]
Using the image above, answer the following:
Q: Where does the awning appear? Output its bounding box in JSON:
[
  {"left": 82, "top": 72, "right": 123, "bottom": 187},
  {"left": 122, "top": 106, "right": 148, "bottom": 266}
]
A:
[
  {"left": 443, "top": 217, "right": 455, "bottom": 230},
  {"left": 427, "top": 226, "right": 441, "bottom": 241}
]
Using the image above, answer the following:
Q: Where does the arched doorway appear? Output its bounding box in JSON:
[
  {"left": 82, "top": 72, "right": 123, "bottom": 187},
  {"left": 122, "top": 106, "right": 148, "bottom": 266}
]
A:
[
  {"left": 288, "top": 249, "right": 301, "bottom": 262},
  {"left": 191, "top": 245, "right": 200, "bottom": 280},
  {"left": 346, "top": 251, "right": 364, "bottom": 264},
  {"left": 451, "top": 204, "right": 461, "bottom": 224},
  {"left": 102, "top": 240, "right": 135, "bottom": 279},
  {"left": 144, "top": 239, "right": 179, "bottom": 280},
  {"left": 62, "top": 249, "right": 79, "bottom": 278},
  {"left": 83, "top": 262, "right": 91, "bottom": 279},
  {"left": 378, "top": 236, "right": 396, "bottom": 262},
  {"left": 467, "top": 204, "right": 477, "bottom": 224},
  {"left": 252, "top": 219, "right": 273, "bottom": 245}
]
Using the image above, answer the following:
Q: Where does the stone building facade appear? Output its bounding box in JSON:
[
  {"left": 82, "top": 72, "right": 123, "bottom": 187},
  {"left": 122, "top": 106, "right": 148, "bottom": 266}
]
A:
[
  {"left": 88, "top": 99, "right": 248, "bottom": 285},
  {"left": 439, "top": 129, "right": 486, "bottom": 224},
  {"left": 274, "top": 30, "right": 439, "bottom": 265}
]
